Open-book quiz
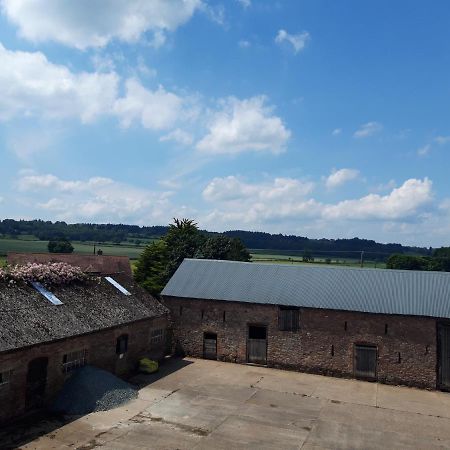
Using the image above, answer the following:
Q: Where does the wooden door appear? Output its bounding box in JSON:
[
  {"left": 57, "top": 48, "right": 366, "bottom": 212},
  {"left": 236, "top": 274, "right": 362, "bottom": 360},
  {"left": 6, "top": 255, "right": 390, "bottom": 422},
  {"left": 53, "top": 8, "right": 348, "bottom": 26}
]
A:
[
  {"left": 438, "top": 324, "right": 450, "bottom": 390},
  {"left": 203, "top": 333, "right": 217, "bottom": 360},
  {"left": 354, "top": 345, "right": 377, "bottom": 380},
  {"left": 26, "top": 357, "right": 48, "bottom": 410},
  {"left": 247, "top": 326, "right": 267, "bottom": 365}
]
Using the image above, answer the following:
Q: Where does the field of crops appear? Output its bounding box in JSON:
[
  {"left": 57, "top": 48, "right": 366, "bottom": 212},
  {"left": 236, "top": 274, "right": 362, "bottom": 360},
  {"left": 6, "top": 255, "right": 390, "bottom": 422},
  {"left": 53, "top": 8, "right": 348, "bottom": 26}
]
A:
[
  {"left": 0, "top": 238, "right": 146, "bottom": 261},
  {"left": 250, "top": 252, "right": 386, "bottom": 269},
  {"left": 0, "top": 238, "right": 387, "bottom": 270}
]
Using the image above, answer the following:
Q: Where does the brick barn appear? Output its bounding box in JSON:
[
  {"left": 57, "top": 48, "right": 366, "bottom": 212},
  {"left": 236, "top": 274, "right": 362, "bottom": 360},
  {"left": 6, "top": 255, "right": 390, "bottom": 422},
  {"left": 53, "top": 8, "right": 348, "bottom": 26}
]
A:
[
  {"left": 0, "top": 264, "right": 168, "bottom": 423},
  {"left": 162, "top": 259, "right": 450, "bottom": 391}
]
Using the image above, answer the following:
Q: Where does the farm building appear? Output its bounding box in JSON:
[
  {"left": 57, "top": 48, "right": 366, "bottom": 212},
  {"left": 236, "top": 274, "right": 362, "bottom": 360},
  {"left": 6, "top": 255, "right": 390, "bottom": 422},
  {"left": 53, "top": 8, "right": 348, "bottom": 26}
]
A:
[
  {"left": 0, "top": 264, "right": 168, "bottom": 423},
  {"left": 162, "top": 259, "right": 450, "bottom": 391}
]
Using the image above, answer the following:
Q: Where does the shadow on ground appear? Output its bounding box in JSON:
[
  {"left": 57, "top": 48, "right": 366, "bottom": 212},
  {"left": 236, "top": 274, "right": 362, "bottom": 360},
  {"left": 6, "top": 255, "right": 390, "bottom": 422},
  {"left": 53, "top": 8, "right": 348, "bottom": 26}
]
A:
[{"left": 0, "top": 356, "right": 190, "bottom": 450}]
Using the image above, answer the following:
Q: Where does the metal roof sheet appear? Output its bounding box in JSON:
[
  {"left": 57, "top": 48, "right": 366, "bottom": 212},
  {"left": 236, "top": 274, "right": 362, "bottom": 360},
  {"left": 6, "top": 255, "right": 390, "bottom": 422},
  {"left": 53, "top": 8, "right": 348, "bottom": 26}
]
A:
[{"left": 162, "top": 259, "right": 450, "bottom": 319}]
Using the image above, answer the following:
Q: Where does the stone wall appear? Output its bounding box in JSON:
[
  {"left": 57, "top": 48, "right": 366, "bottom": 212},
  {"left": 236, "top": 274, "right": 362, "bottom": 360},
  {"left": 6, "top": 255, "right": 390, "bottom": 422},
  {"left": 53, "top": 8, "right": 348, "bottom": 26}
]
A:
[
  {"left": 0, "top": 315, "right": 167, "bottom": 423},
  {"left": 163, "top": 296, "right": 437, "bottom": 389}
]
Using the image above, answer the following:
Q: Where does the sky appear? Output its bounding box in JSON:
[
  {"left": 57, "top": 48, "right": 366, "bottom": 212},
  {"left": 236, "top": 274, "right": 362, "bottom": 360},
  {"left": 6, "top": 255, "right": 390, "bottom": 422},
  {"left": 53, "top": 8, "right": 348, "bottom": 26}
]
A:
[{"left": 0, "top": 0, "right": 449, "bottom": 247}]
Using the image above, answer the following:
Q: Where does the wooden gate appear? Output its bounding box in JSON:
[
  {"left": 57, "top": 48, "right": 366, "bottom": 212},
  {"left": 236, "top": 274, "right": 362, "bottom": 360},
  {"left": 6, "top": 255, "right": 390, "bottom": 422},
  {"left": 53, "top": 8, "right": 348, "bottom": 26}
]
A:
[
  {"left": 247, "top": 325, "right": 267, "bottom": 365},
  {"left": 438, "top": 323, "right": 450, "bottom": 390},
  {"left": 354, "top": 345, "right": 377, "bottom": 380},
  {"left": 26, "top": 357, "right": 48, "bottom": 411},
  {"left": 203, "top": 332, "right": 217, "bottom": 360}
]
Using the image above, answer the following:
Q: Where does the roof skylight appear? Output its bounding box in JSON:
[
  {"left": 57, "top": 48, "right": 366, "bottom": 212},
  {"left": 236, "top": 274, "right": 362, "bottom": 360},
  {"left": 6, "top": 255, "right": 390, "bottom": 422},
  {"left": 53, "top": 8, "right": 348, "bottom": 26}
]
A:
[
  {"left": 31, "top": 281, "right": 63, "bottom": 305},
  {"left": 105, "top": 277, "right": 131, "bottom": 296}
]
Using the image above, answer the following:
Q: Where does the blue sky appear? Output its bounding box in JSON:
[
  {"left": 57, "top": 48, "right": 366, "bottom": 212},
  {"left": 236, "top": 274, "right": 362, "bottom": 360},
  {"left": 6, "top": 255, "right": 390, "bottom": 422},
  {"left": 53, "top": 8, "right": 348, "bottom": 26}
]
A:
[{"left": 0, "top": 0, "right": 449, "bottom": 246}]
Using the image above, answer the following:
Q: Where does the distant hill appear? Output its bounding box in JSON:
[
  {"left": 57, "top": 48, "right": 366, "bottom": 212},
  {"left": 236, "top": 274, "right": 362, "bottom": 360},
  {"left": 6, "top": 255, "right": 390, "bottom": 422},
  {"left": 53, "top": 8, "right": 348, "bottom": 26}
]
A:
[
  {"left": 222, "top": 230, "right": 430, "bottom": 259},
  {"left": 0, "top": 219, "right": 430, "bottom": 259}
]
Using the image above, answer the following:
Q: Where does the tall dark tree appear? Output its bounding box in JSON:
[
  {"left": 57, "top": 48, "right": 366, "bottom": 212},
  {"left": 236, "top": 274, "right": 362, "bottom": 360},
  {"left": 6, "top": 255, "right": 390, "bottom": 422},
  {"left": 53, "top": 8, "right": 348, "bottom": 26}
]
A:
[
  {"left": 164, "top": 219, "right": 206, "bottom": 279},
  {"left": 199, "top": 235, "right": 250, "bottom": 262},
  {"left": 134, "top": 240, "right": 169, "bottom": 296}
]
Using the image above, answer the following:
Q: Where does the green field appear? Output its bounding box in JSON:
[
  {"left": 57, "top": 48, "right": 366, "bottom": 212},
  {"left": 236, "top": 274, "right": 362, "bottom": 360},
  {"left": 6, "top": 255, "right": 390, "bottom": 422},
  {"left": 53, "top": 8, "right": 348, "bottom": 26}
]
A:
[
  {"left": 0, "top": 237, "right": 387, "bottom": 270},
  {"left": 0, "top": 238, "right": 148, "bottom": 261},
  {"left": 250, "top": 252, "right": 386, "bottom": 269}
]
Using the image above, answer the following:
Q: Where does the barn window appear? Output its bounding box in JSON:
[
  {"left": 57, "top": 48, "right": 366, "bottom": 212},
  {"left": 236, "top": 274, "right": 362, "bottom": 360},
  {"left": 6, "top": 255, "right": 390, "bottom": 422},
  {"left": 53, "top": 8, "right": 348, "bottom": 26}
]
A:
[
  {"left": 150, "top": 329, "right": 164, "bottom": 345},
  {"left": 0, "top": 370, "right": 13, "bottom": 387},
  {"left": 116, "top": 334, "right": 129, "bottom": 355},
  {"left": 62, "top": 349, "right": 88, "bottom": 373},
  {"left": 278, "top": 306, "right": 300, "bottom": 331}
]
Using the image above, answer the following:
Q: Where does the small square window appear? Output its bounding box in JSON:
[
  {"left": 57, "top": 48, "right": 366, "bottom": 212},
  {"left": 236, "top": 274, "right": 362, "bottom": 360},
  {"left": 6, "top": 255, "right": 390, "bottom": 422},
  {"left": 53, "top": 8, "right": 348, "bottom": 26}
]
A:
[
  {"left": 150, "top": 329, "right": 164, "bottom": 345},
  {"left": 0, "top": 370, "right": 13, "bottom": 387},
  {"left": 278, "top": 307, "right": 300, "bottom": 331},
  {"left": 62, "top": 349, "right": 88, "bottom": 373}
]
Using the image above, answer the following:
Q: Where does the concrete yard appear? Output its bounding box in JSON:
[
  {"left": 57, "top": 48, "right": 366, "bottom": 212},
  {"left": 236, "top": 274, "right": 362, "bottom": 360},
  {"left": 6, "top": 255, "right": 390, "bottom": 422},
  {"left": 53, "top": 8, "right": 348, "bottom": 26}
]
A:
[{"left": 3, "top": 357, "right": 450, "bottom": 449}]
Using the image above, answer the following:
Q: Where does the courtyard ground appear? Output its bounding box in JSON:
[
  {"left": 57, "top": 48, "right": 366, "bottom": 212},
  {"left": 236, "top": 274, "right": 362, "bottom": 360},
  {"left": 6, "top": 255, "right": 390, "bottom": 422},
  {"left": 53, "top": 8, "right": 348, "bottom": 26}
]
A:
[{"left": 3, "top": 357, "right": 450, "bottom": 449}]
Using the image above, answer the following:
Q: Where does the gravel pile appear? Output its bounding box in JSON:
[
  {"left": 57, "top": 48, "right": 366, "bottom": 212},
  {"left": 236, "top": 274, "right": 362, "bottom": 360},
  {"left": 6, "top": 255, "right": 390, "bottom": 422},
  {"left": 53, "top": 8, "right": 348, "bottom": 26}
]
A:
[{"left": 52, "top": 365, "right": 138, "bottom": 415}]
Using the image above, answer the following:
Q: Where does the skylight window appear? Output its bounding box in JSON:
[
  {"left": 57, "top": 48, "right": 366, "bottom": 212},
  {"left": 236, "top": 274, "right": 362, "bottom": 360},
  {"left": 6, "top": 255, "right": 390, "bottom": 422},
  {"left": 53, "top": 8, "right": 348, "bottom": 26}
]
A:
[
  {"left": 105, "top": 276, "right": 131, "bottom": 295},
  {"left": 31, "top": 281, "right": 63, "bottom": 305}
]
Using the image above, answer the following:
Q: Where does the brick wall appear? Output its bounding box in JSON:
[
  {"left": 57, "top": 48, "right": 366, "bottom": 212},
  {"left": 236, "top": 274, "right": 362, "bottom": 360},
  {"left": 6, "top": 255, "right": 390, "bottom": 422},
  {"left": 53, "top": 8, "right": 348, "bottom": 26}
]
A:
[
  {"left": 163, "top": 296, "right": 437, "bottom": 389},
  {"left": 0, "top": 315, "right": 167, "bottom": 423}
]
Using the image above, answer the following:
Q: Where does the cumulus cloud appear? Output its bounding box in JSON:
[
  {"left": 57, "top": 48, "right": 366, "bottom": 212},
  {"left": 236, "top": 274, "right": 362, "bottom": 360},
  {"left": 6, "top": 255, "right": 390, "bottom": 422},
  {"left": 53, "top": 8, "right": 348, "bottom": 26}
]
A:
[
  {"left": 275, "top": 29, "right": 310, "bottom": 54},
  {"left": 331, "top": 128, "right": 342, "bottom": 136},
  {"left": 1, "top": 0, "right": 202, "bottom": 49},
  {"left": 196, "top": 96, "right": 291, "bottom": 154},
  {"left": 114, "top": 78, "right": 186, "bottom": 130},
  {"left": 17, "top": 173, "right": 174, "bottom": 223},
  {"left": 325, "top": 168, "right": 360, "bottom": 189},
  {"left": 0, "top": 43, "right": 118, "bottom": 123},
  {"left": 353, "top": 121, "right": 383, "bottom": 138},
  {"left": 323, "top": 178, "right": 433, "bottom": 220},
  {"left": 200, "top": 176, "right": 433, "bottom": 230}
]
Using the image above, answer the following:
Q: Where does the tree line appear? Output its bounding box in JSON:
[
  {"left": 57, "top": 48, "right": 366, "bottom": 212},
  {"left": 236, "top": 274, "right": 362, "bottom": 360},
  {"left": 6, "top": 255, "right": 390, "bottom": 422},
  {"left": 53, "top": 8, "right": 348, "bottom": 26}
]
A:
[
  {"left": 386, "top": 248, "right": 450, "bottom": 272},
  {"left": 0, "top": 219, "right": 431, "bottom": 257}
]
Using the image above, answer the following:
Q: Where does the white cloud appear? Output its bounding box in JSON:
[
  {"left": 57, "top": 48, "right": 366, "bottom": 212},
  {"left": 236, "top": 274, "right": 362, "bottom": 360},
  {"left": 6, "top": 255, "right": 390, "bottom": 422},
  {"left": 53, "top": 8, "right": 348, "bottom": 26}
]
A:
[
  {"left": 0, "top": 43, "right": 118, "bottom": 123},
  {"left": 236, "top": 0, "right": 251, "bottom": 8},
  {"left": 323, "top": 178, "right": 433, "bottom": 220},
  {"left": 6, "top": 127, "right": 62, "bottom": 161},
  {"left": 200, "top": 176, "right": 433, "bottom": 231},
  {"left": 196, "top": 96, "right": 291, "bottom": 154},
  {"left": 238, "top": 39, "right": 251, "bottom": 48},
  {"left": 325, "top": 168, "right": 360, "bottom": 189},
  {"left": 160, "top": 128, "right": 194, "bottom": 146},
  {"left": 435, "top": 136, "right": 450, "bottom": 145},
  {"left": 114, "top": 78, "right": 186, "bottom": 130},
  {"left": 17, "top": 173, "right": 174, "bottom": 223},
  {"left": 353, "top": 121, "right": 383, "bottom": 138},
  {"left": 417, "top": 144, "right": 431, "bottom": 157},
  {"left": 331, "top": 128, "right": 342, "bottom": 136},
  {"left": 275, "top": 29, "right": 310, "bottom": 54},
  {"left": 1, "top": 0, "right": 202, "bottom": 49},
  {"left": 203, "top": 176, "right": 314, "bottom": 202}
]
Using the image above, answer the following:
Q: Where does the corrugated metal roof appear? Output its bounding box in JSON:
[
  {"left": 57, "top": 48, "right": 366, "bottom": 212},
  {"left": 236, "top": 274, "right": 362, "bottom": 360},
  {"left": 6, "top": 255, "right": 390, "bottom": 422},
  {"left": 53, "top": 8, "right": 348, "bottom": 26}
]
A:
[{"left": 162, "top": 259, "right": 450, "bottom": 319}]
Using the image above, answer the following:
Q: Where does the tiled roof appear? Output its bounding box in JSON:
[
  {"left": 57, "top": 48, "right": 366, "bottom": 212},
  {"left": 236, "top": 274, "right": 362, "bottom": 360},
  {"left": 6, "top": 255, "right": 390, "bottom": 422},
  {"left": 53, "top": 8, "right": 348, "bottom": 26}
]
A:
[
  {"left": 162, "top": 259, "right": 450, "bottom": 319},
  {"left": 0, "top": 275, "right": 167, "bottom": 353}
]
